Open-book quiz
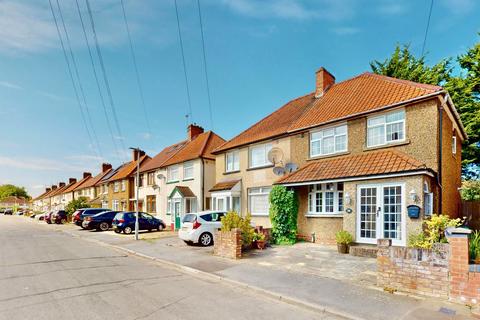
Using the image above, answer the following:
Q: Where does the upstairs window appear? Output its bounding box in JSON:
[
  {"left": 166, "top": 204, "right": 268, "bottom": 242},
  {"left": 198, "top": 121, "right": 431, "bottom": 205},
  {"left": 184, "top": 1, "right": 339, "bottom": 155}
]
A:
[
  {"left": 121, "top": 180, "right": 126, "bottom": 191},
  {"left": 147, "top": 172, "right": 155, "bottom": 185},
  {"left": 226, "top": 150, "right": 240, "bottom": 172},
  {"left": 114, "top": 182, "right": 120, "bottom": 192},
  {"left": 310, "top": 124, "right": 347, "bottom": 157},
  {"left": 167, "top": 165, "right": 179, "bottom": 182},
  {"left": 138, "top": 174, "right": 144, "bottom": 187},
  {"left": 249, "top": 143, "right": 272, "bottom": 168},
  {"left": 367, "top": 109, "right": 405, "bottom": 147},
  {"left": 183, "top": 161, "right": 194, "bottom": 180}
]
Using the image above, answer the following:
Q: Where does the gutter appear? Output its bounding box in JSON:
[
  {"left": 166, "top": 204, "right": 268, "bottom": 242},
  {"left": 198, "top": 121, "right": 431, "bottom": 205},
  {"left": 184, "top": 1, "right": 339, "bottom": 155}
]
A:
[{"left": 201, "top": 158, "right": 205, "bottom": 211}]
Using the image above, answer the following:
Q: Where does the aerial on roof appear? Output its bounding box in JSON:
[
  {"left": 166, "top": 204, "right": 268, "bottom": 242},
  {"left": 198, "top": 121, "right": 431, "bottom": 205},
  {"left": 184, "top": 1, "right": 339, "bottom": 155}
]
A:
[
  {"left": 108, "top": 154, "right": 150, "bottom": 182},
  {"left": 160, "top": 131, "right": 226, "bottom": 168},
  {"left": 214, "top": 71, "right": 446, "bottom": 153},
  {"left": 276, "top": 150, "right": 428, "bottom": 185}
]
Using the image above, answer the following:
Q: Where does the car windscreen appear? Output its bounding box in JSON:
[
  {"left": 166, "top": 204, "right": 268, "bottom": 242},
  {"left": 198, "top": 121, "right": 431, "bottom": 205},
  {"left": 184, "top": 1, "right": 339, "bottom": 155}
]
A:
[
  {"left": 113, "top": 212, "right": 124, "bottom": 220},
  {"left": 183, "top": 214, "right": 196, "bottom": 223}
]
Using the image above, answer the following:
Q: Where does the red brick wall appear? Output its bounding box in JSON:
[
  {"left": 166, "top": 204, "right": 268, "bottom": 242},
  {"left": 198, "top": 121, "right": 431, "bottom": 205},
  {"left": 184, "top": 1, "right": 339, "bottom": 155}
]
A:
[
  {"left": 213, "top": 229, "right": 242, "bottom": 259},
  {"left": 449, "top": 236, "right": 480, "bottom": 304}
]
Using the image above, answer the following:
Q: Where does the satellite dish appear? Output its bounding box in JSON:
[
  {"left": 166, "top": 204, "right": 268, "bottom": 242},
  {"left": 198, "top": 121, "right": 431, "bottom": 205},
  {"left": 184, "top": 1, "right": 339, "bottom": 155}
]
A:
[
  {"left": 157, "top": 173, "right": 165, "bottom": 180},
  {"left": 285, "top": 163, "right": 299, "bottom": 173},
  {"left": 268, "top": 147, "right": 284, "bottom": 165},
  {"left": 273, "top": 166, "right": 286, "bottom": 176}
]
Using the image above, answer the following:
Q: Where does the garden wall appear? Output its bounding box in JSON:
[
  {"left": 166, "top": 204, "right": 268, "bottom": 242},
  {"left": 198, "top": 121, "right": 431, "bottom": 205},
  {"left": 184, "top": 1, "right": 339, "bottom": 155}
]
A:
[
  {"left": 213, "top": 229, "right": 242, "bottom": 259},
  {"left": 377, "top": 228, "right": 480, "bottom": 306}
]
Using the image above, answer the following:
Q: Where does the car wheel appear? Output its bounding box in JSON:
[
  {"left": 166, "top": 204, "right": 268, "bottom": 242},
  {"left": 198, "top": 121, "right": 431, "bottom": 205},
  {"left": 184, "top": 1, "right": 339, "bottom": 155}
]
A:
[
  {"left": 124, "top": 226, "right": 133, "bottom": 234},
  {"left": 199, "top": 232, "right": 213, "bottom": 246},
  {"left": 157, "top": 224, "right": 164, "bottom": 232},
  {"left": 99, "top": 222, "right": 109, "bottom": 231},
  {"left": 114, "top": 229, "right": 121, "bottom": 233},
  {"left": 61, "top": 218, "right": 67, "bottom": 224}
]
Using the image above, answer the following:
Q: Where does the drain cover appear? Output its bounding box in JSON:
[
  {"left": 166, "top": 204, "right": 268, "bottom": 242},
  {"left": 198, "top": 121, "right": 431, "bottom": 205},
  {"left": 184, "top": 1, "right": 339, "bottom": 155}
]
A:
[{"left": 438, "top": 307, "right": 456, "bottom": 315}]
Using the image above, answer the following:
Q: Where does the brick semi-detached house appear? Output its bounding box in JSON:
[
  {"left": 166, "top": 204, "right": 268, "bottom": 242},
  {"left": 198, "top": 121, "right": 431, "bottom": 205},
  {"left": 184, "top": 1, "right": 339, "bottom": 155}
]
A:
[{"left": 211, "top": 67, "right": 466, "bottom": 246}]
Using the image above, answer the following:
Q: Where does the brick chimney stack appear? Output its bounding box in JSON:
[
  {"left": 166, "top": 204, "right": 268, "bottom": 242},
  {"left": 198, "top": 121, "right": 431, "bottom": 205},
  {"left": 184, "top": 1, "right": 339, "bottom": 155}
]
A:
[
  {"left": 58, "top": 182, "right": 66, "bottom": 188},
  {"left": 315, "top": 67, "right": 335, "bottom": 98},
  {"left": 83, "top": 172, "right": 92, "bottom": 179},
  {"left": 45, "top": 188, "right": 51, "bottom": 193},
  {"left": 188, "top": 124, "right": 204, "bottom": 141},
  {"left": 102, "top": 163, "right": 112, "bottom": 172},
  {"left": 51, "top": 185, "right": 57, "bottom": 190},
  {"left": 132, "top": 149, "right": 145, "bottom": 161},
  {"left": 69, "top": 178, "right": 77, "bottom": 185}
]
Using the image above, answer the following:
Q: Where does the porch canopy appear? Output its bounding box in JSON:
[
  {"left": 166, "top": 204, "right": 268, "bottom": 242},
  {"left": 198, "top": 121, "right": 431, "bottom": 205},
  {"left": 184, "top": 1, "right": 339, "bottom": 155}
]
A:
[
  {"left": 209, "top": 179, "right": 241, "bottom": 212},
  {"left": 276, "top": 150, "right": 432, "bottom": 186}
]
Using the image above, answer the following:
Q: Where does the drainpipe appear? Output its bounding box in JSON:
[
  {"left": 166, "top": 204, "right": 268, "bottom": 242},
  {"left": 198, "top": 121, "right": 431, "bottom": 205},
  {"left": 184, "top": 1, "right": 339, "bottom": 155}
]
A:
[
  {"left": 438, "top": 100, "right": 444, "bottom": 215},
  {"left": 201, "top": 158, "right": 205, "bottom": 211}
]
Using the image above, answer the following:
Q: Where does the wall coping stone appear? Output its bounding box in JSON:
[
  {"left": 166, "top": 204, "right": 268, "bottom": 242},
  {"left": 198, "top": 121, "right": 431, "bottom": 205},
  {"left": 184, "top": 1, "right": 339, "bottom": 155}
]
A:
[{"left": 445, "top": 227, "right": 471, "bottom": 238}]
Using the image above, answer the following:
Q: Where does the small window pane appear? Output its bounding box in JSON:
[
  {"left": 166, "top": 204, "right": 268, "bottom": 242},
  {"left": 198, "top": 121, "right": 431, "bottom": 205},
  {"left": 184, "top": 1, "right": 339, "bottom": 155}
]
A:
[
  {"left": 367, "top": 126, "right": 385, "bottom": 146},
  {"left": 368, "top": 116, "right": 384, "bottom": 127},
  {"left": 335, "top": 135, "right": 347, "bottom": 151},
  {"left": 386, "top": 110, "right": 405, "bottom": 123},
  {"left": 322, "top": 136, "right": 334, "bottom": 154}
]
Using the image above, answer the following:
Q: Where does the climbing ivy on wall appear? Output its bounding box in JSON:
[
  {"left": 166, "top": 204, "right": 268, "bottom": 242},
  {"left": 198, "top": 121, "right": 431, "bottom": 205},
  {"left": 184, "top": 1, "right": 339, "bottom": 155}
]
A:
[{"left": 269, "top": 185, "right": 299, "bottom": 245}]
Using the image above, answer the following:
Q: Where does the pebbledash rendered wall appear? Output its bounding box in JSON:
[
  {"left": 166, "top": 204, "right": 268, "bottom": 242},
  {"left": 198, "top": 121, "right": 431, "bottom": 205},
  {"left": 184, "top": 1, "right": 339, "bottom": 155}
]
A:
[{"left": 377, "top": 229, "right": 480, "bottom": 305}]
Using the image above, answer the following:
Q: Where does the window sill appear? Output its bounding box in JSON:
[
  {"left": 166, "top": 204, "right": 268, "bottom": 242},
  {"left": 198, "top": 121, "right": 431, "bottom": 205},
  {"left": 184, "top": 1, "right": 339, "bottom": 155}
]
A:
[
  {"left": 166, "top": 180, "right": 179, "bottom": 184},
  {"left": 223, "top": 170, "right": 241, "bottom": 175},
  {"left": 251, "top": 213, "right": 269, "bottom": 217},
  {"left": 364, "top": 139, "right": 410, "bottom": 151},
  {"left": 305, "top": 214, "right": 344, "bottom": 218},
  {"left": 183, "top": 178, "right": 194, "bottom": 181},
  {"left": 246, "top": 164, "right": 274, "bottom": 171},
  {"left": 308, "top": 151, "right": 350, "bottom": 161}
]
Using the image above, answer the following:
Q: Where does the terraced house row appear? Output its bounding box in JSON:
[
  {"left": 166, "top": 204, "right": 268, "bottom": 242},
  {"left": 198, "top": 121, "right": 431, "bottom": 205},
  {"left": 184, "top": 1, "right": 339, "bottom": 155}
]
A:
[{"left": 33, "top": 67, "right": 466, "bottom": 246}]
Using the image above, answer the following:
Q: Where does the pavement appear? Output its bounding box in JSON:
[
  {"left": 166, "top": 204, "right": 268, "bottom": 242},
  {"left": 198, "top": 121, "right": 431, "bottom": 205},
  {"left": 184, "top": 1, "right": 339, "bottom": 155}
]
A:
[
  {"left": 0, "top": 215, "right": 340, "bottom": 320},
  {"left": 6, "top": 215, "right": 476, "bottom": 320}
]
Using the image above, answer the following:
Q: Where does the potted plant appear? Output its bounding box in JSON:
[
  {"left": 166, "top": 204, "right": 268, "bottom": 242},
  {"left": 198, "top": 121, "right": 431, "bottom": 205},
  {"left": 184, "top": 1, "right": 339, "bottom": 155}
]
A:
[
  {"left": 335, "top": 230, "right": 353, "bottom": 254},
  {"left": 253, "top": 232, "right": 266, "bottom": 250}
]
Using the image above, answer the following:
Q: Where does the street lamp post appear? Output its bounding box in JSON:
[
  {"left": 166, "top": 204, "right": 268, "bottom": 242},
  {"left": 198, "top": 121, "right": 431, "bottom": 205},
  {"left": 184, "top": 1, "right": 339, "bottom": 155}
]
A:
[{"left": 130, "top": 147, "right": 141, "bottom": 241}]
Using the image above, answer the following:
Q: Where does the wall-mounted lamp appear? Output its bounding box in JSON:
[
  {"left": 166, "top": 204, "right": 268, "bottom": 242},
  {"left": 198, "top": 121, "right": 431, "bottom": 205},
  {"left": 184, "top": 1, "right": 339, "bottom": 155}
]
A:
[
  {"left": 345, "top": 192, "right": 351, "bottom": 206},
  {"left": 409, "top": 189, "right": 418, "bottom": 203}
]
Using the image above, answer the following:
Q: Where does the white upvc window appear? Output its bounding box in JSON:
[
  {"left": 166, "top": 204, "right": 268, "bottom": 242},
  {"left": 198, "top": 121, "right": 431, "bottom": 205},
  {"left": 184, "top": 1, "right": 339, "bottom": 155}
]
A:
[
  {"left": 121, "top": 180, "right": 126, "bottom": 191},
  {"left": 167, "top": 165, "right": 179, "bottom": 182},
  {"left": 307, "top": 182, "right": 344, "bottom": 215},
  {"left": 226, "top": 150, "right": 240, "bottom": 172},
  {"left": 114, "top": 182, "right": 120, "bottom": 192},
  {"left": 367, "top": 109, "right": 405, "bottom": 147},
  {"left": 423, "top": 182, "right": 433, "bottom": 216},
  {"left": 112, "top": 200, "right": 119, "bottom": 211},
  {"left": 310, "top": 124, "right": 347, "bottom": 157},
  {"left": 167, "top": 199, "right": 172, "bottom": 214},
  {"left": 183, "top": 161, "right": 194, "bottom": 180},
  {"left": 248, "top": 187, "right": 272, "bottom": 216},
  {"left": 249, "top": 143, "right": 272, "bottom": 168},
  {"left": 452, "top": 133, "right": 457, "bottom": 155}
]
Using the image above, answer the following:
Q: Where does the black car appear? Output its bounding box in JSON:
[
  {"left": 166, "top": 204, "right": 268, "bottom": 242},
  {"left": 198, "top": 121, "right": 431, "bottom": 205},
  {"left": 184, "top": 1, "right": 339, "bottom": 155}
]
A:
[
  {"left": 52, "top": 210, "right": 68, "bottom": 224},
  {"left": 4, "top": 209, "right": 13, "bottom": 215},
  {"left": 73, "top": 208, "right": 109, "bottom": 227},
  {"left": 112, "top": 212, "right": 166, "bottom": 234},
  {"left": 82, "top": 211, "right": 121, "bottom": 231}
]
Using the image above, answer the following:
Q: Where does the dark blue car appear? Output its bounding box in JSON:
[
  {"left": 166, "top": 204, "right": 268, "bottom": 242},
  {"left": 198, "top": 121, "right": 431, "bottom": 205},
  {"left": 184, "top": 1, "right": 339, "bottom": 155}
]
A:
[
  {"left": 82, "top": 211, "right": 121, "bottom": 231},
  {"left": 73, "top": 208, "right": 110, "bottom": 228},
  {"left": 112, "top": 212, "right": 166, "bottom": 234}
]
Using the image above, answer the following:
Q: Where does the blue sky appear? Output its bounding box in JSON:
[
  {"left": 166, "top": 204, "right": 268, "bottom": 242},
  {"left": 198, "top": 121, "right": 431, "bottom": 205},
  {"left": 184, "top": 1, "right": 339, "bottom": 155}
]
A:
[{"left": 0, "top": 0, "right": 479, "bottom": 197}]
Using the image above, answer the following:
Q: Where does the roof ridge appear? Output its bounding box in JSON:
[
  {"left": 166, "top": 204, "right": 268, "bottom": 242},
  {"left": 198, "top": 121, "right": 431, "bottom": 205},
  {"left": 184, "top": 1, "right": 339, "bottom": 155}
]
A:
[
  {"left": 199, "top": 131, "right": 212, "bottom": 157},
  {"left": 158, "top": 139, "right": 189, "bottom": 167},
  {"left": 364, "top": 72, "right": 442, "bottom": 91}
]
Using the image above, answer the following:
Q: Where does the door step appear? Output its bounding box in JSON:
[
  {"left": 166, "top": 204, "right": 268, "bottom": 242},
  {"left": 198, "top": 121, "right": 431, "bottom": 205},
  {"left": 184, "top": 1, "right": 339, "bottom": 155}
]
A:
[{"left": 349, "top": 245, "right": 378, "bottom": 258}]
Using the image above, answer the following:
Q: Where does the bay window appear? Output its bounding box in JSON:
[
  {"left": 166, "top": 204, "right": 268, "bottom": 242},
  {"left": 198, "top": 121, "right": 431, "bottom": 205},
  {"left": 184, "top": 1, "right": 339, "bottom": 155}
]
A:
[
  {"left": 249, "top": 143, "right": 272, "bottom": 168},
  {"left": 226, "top": 150, "right": 240, "bottom": 172},
  {"left": 183, "top": 161, "right": 194, "bottom": 180},
  {"left": 248, "top": 187, "right": 271, "bottom": 215},
  {"left": 367, "top": 109, "right": 405, "bottom": 147},
  {"left": 167, "top": 165, "right": 179, "bottom": 182},
  {"left": 307, "top": 182, "right": 344, "bottom": 215},
  {"left": 310, "top": 124, "right": 347, "bottom": 157}
]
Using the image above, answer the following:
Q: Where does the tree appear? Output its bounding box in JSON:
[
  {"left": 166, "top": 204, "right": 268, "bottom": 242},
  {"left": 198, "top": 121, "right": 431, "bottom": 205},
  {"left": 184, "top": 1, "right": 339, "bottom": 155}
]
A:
[
  {"left": 65, "top": 197, "right": 90, "bottom": 216},
  {"left": 371, "top": 42, "right": 480, "bottom": 177},
  {"left": 0, "top": 184, "right": 30, "bottom": 200},
  {"left": 269, "top": 185, "right": 299, "bottom": 245}
]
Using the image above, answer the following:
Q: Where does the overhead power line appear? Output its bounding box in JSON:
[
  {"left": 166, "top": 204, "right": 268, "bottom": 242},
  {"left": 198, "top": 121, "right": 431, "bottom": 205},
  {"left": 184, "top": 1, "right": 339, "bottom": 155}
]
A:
[
  {"left": 74, "top": 0, "right": 122, "bottom": 161},
  {"left": 196, "top": 0, "right": 214, "bottom": 130},
  {"left": 48, "top": 0, "right": 100, "bottom": 159},
  {"left": 55, "top": 0, "right": 103, "bottom": 158},
  {"left": 85, "top": 0, "right": 128, "bottom": 161},
  {"left": 174, "top": 0, "right": 193, "bottom": 124},
  {"left": 120, "top": 0, "right": 152, "bottom": 136},
  {"left": 421, "top": 0, "right": 434, "bottom": 57}
]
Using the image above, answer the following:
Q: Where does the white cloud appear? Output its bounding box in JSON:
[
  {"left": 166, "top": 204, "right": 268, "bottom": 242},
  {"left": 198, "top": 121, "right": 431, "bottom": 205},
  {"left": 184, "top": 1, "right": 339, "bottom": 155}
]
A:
[
  {"left": 0, "top": 155, "right": 90, "bottom": 172},
  {"left": 331, "top": 27, "right": 360, "bottom": 35},
  {"left": 377, "top": 2, "right": 408, "bottom": 15},
  {"left": 0, "top": 81, "right": 23, "bottom": 90},
  {"left": 440, "top": 0, "right": 475, "bottom": 15}
]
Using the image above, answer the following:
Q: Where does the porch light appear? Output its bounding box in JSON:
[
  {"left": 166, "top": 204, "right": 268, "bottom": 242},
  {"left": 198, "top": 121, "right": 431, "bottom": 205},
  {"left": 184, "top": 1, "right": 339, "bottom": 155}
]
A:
[
  {"left": 409, "top": 189, "right": 418, "bottom": 202},
  {"left": 344, "top": 192, "right": 351, "bottom": 205}
]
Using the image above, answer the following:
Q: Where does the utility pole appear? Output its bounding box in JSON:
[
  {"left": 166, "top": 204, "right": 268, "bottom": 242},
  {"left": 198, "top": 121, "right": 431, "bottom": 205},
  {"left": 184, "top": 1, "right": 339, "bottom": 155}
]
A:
[{"left": 130, "top": 147, "right": 141, "bottom": 240}]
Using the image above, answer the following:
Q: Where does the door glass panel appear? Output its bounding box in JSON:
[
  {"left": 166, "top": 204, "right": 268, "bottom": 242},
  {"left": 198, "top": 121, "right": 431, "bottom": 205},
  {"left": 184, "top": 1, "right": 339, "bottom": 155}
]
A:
[
  {"left": 360, "top": 188, "right": 377, "bottom": 239},
  {"left": 383, "top": 186, "right": 402, "bottom": 240}
]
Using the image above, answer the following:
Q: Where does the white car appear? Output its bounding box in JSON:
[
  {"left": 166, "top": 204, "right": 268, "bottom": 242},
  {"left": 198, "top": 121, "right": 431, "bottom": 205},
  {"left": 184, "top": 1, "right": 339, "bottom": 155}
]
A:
[{"left": 178, "top": 211, "right": 226, "bottom": 246}]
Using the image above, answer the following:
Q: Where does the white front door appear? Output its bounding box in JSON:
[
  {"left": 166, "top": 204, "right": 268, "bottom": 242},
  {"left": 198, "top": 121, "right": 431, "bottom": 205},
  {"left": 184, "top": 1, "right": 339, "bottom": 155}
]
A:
[{"left": 357, "top": 183, "right": 405, "bottom": 246}]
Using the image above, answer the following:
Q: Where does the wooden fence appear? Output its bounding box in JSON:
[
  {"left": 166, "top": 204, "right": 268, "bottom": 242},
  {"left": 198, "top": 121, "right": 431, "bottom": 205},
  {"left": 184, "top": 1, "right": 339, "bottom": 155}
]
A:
[{"left": 462, "top": 200, "right": 480, "bottom": 230}]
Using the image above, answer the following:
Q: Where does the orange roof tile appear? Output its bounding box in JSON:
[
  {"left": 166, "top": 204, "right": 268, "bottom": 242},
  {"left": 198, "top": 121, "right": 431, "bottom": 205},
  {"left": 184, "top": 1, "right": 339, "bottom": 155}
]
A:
[
  {"left": 81, "top": 169, "right": 112, "bottom": 188},
  {"left": 170, "top": 186, "right": 195, "bottom": 198},
  {"left": 214, "top": 93, "right": 315, "bottom": 153},
  {"left": 63, "top": 175, "right": 92, "bottom": 193},
  {"left": 140, "top": 141, "right": 188, "bottom": 173},
  {"left": 276, "top": 150, "right": 428, "bottom": 185},
  {"left": 161, "top": 131, "right": 226, "bottom": 167},
  {"left": 37, "top": 187, "right": 58, "bottom": 200},
  {"left": 209, "top": 180, "right": 241, "bottom": 192},
  {"left": 108, "top": 154, "right": 150, "bottom": 182}
]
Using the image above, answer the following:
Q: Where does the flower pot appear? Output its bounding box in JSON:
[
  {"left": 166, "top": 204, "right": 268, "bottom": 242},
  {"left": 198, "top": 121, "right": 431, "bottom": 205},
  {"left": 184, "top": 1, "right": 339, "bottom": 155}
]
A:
[
  {"left": 256, "top": 240, "right": 266, "bottom": 250},
  {"left": 337, "top": 243, "right": 349, "bottom": 254}
]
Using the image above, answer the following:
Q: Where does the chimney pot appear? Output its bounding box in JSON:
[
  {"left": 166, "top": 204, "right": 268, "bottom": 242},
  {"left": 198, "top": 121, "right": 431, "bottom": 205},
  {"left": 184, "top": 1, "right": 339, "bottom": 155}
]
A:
[
  {"left": 46, "top": 188, "right": 51, "bottom": 192},
  {"left": 83, "top": 172, "right": 92, "bottom": 179},
  {"left": 69, "top": 178, "right": 77, "bottom": 184},
  {"left": 51, "top": 185, "right": 57, "bottom": 190},
  {"left": 188, "top": 124, "right": 204, "bottom": 141},
  {"left": 102, "top": 163, "right": 112, "bottom": 172},
  {"left": 315, "top": 67, "right": 335, "bottom": 98},
  {"left": 59, "top": 182, "right": 66, "bottom": 188}
]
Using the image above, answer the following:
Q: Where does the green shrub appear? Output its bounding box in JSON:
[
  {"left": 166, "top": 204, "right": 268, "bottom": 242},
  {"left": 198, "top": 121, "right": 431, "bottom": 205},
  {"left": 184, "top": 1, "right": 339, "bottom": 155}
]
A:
[
  {"left": 335, "top": 230, "right": 353, "bottom": 245},
  {"left": 253, "top": 232, "right": 266, "bottom": 241},
  {"left": 407, "top": 214, "right": 462, "bottom": 249},
  {"left": 220, "top": 211, "right": 255, "bottom": 246},
  {"left": 65, "top": 197, "right": 90, "bottom": 216},
  {"left": 470, "top": 230, "right": 480, "bottom": 261},
  {"left": 461, "top": 180, "right": 480, "bottom": 201},
  {"left": 269, "top": 185, "right": 299, "bottom": 245}
]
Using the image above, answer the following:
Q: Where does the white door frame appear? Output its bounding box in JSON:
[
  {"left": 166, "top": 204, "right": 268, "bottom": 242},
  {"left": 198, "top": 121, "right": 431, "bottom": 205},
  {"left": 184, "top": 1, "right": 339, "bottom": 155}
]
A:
[{"left": 356, "top": 182, "right": 406, "bottom": 246}]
